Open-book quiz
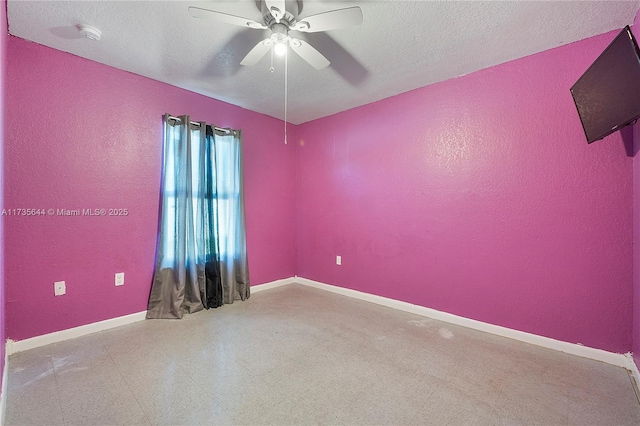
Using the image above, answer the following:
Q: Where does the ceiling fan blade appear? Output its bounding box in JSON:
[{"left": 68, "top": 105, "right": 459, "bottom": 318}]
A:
[
  {"left": 189, "top": 6, "right": 266, "bottom": 29},
  {"left": 292, "top": 7, "right": 363, "bottom": 33},
  {"left": 289, "top": 38, "right": 330, "bottom": 70},
  {"left": 265, "top": 0, "right": 286, "bottom": 23},
  {"left": 240, "top": 39, "right": 273, "bottom": 66}
]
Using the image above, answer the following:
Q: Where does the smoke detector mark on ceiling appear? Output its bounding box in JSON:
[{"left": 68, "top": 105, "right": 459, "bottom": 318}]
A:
[{"left": 76, "top": 24, "right": 101, "bottom": 41}]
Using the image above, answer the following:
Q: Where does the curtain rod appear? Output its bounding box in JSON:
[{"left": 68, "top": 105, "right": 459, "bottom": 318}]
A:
[{"left": 167, "top": 115, "right": 234, "bottom": 135}]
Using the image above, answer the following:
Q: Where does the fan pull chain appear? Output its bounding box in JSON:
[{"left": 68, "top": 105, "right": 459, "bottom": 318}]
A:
[
  {"left": 270, "top": 44, "right": 275, "bottom": 73},
  {"left": 284, "top": 48, "right": 288, "bottom": 144}
]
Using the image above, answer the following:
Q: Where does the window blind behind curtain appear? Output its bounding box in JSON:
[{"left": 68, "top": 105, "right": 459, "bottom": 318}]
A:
[{"left": 146, "top": 114, "right": 250, "bottom": 319}]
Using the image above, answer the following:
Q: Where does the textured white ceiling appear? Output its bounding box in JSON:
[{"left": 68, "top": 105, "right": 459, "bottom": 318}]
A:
[{"left": 7, "top": 0, "right": 640, "bottom": 124}]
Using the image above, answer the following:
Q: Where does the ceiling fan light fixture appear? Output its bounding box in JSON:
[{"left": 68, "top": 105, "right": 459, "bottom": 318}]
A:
[{"left": 274, "top": 41, "right": 287, "bottom": 56}]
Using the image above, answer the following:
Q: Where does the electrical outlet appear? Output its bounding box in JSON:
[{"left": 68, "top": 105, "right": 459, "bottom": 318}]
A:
[
  {"left": 336, "top": 256, "right": 342, "bottom": 266},
  {"left": 54, "top": 281, "right": 66, "bottom": 296},
  {"left": 115, "top": 272, "right": 124, "bottom": 286}
]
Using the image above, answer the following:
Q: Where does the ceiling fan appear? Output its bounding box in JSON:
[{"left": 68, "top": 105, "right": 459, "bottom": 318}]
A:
[{"left": 189, "top": 0, "right": 363, "bottom": 70}]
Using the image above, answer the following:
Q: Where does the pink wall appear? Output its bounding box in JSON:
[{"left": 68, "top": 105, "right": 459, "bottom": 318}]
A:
[
  {"left": 0, "top": 0, "right": 7, "bottom": 391},
  {"left": 296, "top": 30, "right": 633, "bottom": 354},
  {"left": 5, "top": 37, "right": 296, "bottom": 341}
]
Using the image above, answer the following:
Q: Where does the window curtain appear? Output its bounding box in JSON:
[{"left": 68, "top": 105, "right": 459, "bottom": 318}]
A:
[{"left": 146, "top": 114, "right": 250, "bottom": 319}]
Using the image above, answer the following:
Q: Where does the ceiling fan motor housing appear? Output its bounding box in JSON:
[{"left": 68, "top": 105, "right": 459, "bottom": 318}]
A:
[{"left": 261, "top": 0, "right": 302, "bottom": 28}]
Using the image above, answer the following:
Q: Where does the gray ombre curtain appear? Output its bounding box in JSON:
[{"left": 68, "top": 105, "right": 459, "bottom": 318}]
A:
[{"left": 147, "top": 114, "right": 250, "bottom": 319}]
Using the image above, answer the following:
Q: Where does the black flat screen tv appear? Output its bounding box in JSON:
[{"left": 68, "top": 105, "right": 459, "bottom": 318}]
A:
[{"left": 571, "top": 26, "right": 640, "bottom": 144}]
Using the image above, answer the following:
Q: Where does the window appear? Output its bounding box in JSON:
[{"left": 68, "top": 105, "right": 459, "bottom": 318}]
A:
[{"left": 160, "top": 124, "right": 241, "bottom": 267}]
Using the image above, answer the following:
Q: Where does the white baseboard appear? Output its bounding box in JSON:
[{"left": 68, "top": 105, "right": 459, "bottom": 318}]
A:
[
  {"left": 6, "top": 311, "right": 147, "bottom": 356},
  {"left": 627, "top": 354, "right": 640, "bottom": 394},
  {"left": 251, "top": 277, "right": 297, "bottom": 293},
  {"left": 295, "top": 277, "right": 629, "bottom": 368},
  {"left": 0, "top": 346, "right": 7, "bottom": 426}
]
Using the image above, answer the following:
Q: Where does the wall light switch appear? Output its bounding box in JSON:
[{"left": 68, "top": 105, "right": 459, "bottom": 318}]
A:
[
  {"left": 54, "top": 281, "right": 66, "bottom": 296},
  {"left": 336, "top": 256, "right": 342, "bottom": 266},
  {"left": 115, "top": 272, "right": 124, "bottom": 286}
]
